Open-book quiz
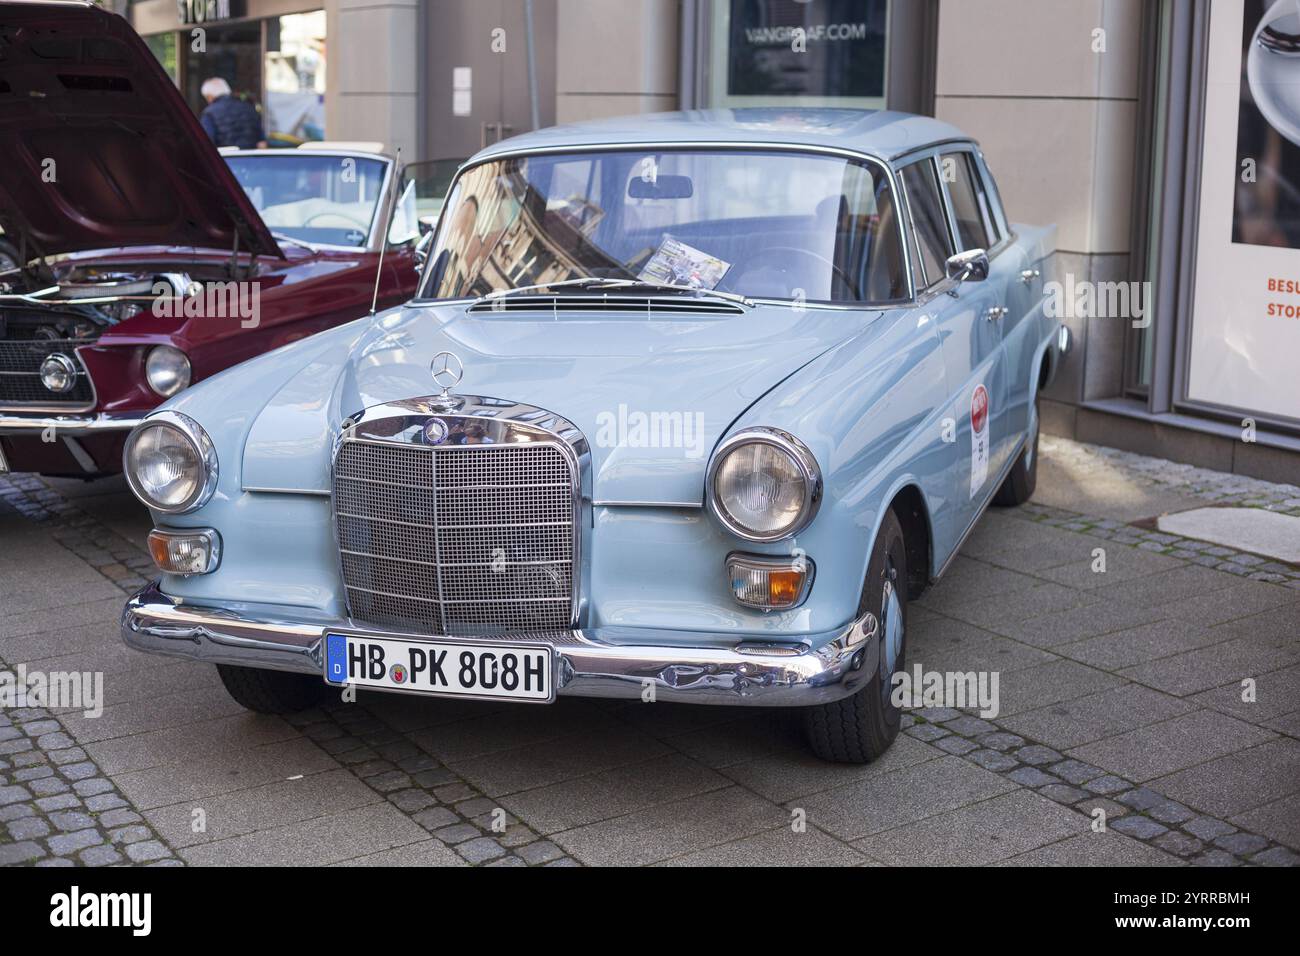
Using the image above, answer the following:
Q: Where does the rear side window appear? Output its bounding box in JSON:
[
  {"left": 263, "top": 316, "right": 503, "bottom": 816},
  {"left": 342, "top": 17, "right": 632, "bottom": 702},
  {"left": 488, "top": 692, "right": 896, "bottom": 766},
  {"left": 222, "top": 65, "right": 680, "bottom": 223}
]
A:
[
  {"left": 900, "top": 159, "right": 953, "bottom": 287},
  {"left": 942, "top": 151, "right": 999, "bottom": 251}
]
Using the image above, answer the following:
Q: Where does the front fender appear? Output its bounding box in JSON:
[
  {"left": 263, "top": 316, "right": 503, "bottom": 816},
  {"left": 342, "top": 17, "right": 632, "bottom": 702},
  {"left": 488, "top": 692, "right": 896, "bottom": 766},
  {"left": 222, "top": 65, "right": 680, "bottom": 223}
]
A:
[
  {"left": 720, "top": 306, "right": 953, "bottom": 628},
  {"left": 144, "top": 314, "right": 375, "bottom": 524}
]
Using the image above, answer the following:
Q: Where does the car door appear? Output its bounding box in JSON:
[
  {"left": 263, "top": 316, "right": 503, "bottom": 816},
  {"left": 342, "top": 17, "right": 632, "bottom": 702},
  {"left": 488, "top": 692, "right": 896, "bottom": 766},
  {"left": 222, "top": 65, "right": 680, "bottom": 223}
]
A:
[
  {"left": 898, "top": 154, "right": 1005, "bottom": 537},
  {"left": 937, "top": 148, "right": 1016, "bottom": 484},
  {"left": 973, "top": 148, "right": 1041, "bottom": 462}
]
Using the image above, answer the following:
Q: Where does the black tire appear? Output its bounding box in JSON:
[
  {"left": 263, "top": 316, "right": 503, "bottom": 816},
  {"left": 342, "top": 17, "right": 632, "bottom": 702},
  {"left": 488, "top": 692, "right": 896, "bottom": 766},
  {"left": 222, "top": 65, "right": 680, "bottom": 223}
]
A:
[
  {"left": 216, "top": 664, "right": 322, "bottom": 714},
  {"left": 993, "top": 400, "right": 1039, "bottom": 507},
  {"left": 802, "top": 508, "right": 908, "bottom": 764}
]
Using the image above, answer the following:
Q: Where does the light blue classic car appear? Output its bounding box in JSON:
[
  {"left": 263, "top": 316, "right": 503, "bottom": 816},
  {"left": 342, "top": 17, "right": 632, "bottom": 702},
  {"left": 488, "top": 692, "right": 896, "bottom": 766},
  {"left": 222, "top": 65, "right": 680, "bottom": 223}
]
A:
[{"left": 120, "top": 109, "right": 1065, "bottom": 763}]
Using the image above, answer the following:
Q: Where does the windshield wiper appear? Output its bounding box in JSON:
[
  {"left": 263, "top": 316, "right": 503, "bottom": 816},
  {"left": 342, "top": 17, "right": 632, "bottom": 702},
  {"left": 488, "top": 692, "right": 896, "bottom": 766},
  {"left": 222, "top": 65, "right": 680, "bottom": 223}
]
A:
[
  {"left": 474, "top": 276, "right": 751, "bottom": 308},
  {"left": 476, "top": 276, "right": 624, "bottom": 300},
  {"left": 271, "top": 232, "right": 321, "bottom": 254}
]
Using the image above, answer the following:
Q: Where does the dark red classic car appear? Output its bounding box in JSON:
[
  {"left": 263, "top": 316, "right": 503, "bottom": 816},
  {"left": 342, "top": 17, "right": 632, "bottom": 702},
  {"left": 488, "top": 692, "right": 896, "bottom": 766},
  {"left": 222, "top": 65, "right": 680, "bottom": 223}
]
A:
[{"left": 0, "top": 2, "right": 440, "bottom": 478}]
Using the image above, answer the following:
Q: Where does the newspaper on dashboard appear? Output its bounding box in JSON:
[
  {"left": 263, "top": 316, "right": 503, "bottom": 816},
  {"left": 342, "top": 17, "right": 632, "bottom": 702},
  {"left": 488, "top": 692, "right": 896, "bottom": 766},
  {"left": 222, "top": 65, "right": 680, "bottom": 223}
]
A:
[{"left": 638, "top": 235, "right": 731, "bottom": 290}]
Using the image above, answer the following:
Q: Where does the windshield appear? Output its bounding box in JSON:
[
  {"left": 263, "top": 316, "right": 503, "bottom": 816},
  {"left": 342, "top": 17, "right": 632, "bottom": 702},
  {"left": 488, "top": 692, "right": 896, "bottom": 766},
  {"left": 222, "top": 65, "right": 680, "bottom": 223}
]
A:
[
  {"left": 419, "top": 149, "right": 907, "bottom": 304},
  {"left": 225, "top": 154, "right": 386, "bottom": 247}
]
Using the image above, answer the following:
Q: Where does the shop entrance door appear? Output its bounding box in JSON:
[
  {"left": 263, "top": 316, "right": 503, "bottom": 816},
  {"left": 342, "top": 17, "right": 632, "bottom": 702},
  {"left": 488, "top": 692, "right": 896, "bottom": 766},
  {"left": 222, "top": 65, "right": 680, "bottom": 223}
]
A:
[
  {"left": 183, "top": 20, "right": 262, "bottom": 118},
  {"left": 421, "top": 0, "right": 556, "bottom": 161}
]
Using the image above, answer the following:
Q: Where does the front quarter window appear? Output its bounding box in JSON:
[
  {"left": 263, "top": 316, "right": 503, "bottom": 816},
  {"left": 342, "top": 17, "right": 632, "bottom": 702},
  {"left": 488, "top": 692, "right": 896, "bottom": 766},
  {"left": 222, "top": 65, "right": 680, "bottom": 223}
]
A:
[
  {"left": 941, "top": 151, "right": 998, "bottom": 252},
  {"left": 900, "top": 159, "right": 954, "bottom": 289},
  {"left": 420, "top": 148, "right": 907, "bottom": 305}
]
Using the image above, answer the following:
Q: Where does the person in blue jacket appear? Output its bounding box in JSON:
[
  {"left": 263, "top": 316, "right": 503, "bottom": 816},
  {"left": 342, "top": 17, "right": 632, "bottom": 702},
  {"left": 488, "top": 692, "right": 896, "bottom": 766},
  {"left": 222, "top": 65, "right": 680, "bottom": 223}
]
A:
[{"left": 198, "top": 77, "right": 267, "bottom": 150}]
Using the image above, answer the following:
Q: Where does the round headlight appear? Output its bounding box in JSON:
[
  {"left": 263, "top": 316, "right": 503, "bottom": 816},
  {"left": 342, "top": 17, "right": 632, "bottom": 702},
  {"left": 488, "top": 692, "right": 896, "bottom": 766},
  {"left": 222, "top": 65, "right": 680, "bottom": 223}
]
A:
[
  {"left": 39, "top": 353, "right": 78, "bottom": 394},
  {"left": 707, "top": 428, "right": 821, "bottom": 541},
  {"left": 123, "top": 412, "right": 218, "bottom": 514},
  {"left": 145, "top": 346, "right": 191, "bottom": 398}
]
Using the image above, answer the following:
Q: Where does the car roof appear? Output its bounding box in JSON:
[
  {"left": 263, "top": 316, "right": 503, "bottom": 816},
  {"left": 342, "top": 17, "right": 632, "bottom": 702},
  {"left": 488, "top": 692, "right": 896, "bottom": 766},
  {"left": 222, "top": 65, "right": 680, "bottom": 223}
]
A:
[{"left": 474, "top": 108, "right": 972, "bottom": 164}]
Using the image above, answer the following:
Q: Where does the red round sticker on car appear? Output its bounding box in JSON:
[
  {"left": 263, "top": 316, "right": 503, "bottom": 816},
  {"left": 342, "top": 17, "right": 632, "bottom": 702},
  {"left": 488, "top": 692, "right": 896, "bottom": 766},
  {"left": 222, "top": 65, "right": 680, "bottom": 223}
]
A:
[{"left": 971, "top": 384, "right": 989, "bottom": 434}]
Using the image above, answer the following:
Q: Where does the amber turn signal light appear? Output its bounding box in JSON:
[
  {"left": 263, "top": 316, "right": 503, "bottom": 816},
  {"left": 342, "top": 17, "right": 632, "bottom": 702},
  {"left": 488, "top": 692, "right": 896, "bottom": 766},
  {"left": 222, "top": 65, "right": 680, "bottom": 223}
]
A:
[
  {"left": 148, "top": 528, "right": 221, "bottom": 577},
  {"left": 726, "top": 553, "right": 814, "bottom": 610}
]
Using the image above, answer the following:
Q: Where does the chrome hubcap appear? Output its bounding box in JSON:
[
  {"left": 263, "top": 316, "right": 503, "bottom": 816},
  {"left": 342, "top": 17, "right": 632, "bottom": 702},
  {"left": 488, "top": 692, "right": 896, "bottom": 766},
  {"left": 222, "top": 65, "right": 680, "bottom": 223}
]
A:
[
  {"left": 879, "top": 560, "right": 904, "bottom": 705},
  {"left": 1024, "top": 407, "right": 1038, "bottom": 471}
]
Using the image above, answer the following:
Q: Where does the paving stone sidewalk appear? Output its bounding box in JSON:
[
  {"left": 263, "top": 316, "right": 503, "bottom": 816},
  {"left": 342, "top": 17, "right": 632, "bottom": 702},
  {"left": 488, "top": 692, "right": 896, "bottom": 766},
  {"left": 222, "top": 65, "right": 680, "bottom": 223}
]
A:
[{"left": 1, "top": 436, "right": 1298, "bottom": 866}]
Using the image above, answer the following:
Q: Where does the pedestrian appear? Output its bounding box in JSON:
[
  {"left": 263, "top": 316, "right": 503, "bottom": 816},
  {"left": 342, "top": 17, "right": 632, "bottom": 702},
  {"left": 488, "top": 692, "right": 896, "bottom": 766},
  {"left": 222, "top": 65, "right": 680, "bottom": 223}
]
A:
[{"left": 198, "top": 77, "right": 267, "bottom": 150}]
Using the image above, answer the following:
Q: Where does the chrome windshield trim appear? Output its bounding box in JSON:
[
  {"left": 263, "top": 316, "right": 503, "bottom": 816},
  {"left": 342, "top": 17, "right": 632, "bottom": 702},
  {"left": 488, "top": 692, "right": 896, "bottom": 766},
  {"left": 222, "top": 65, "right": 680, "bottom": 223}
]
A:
[{"left": 415, "top": 140, "right": 914, "bottom": 304}]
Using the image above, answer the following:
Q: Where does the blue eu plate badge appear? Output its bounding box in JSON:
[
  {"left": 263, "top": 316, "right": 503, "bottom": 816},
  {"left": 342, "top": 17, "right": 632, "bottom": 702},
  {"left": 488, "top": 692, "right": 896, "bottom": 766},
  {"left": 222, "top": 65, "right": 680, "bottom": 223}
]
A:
[{"left": 325, "top": 633, "right": 348, "bottom": 684}]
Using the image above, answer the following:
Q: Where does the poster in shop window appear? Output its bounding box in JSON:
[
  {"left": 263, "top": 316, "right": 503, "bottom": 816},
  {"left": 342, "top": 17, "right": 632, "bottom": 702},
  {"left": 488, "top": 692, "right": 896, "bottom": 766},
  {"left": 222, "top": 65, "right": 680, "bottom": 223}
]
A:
[
  {"left": 1190, "top": 0, "right": 1300, "bottom": 423},
  {"left": 727, "top": 0, "right": 887, "bottom": 99}
]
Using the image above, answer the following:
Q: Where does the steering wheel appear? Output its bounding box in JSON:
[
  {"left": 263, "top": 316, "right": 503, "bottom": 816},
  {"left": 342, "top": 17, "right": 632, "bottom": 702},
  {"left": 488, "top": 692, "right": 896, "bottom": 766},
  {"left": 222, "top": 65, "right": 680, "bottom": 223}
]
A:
[
  {"left": 302, "top": 211, "right": 370, "bottom": 230},
  {"left": 738, "top": 246, "right": 859, "bottom": 299}
]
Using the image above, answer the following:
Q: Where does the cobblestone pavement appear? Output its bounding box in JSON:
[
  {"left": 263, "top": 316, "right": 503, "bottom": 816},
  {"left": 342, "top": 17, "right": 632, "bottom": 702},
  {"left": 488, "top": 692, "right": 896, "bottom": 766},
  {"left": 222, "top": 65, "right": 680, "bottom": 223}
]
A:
[
  {"left": 1040, "top": 435, "right": 1300, "bottom": 518},
  {"left": 1, "top": 437, "right": 1298, "bottom": 866}
]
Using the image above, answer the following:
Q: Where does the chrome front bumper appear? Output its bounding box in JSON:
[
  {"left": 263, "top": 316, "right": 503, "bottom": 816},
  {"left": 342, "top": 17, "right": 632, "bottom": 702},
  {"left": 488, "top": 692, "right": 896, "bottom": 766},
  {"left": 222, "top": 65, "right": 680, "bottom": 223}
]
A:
[
  {"left": 0, "top": 411, "right": 144, "bottom": 436},
  {"left": 121, "top": 581, "right": 880, "bottom": 706},
  {"left": 0, "top": 411, "right": 143, "bottom": 474}
]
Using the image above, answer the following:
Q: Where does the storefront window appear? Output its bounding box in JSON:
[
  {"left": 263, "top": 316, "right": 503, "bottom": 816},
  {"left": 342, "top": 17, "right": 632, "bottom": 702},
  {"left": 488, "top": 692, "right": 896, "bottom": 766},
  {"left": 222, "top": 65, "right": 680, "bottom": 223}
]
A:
[
  {"left": 265, "top": 12, "right": 327, "bottom": 145},
  {"left": 183, "top": 20, "right": 263, "bottom": 118},
  {"left": 144, "top": 31, "right": 178, "bottom": 84},
  {"left": 708, "top": 0, "right": 889, "bottom": 109},
  {"left": 138, "top": 9, "right": 326, "bottom": 147},
  {"left": 1185, "top": 0, "right": 1300, "bottom": 427}
]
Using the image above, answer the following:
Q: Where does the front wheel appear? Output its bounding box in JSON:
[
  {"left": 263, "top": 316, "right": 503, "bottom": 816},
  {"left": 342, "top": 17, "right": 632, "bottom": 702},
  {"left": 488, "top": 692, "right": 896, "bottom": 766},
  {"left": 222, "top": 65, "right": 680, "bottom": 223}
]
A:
[
  {"left": 802, "top": 508, "right": 908, "bottom": 764},
  {"left": 217, "top": 664, "right": 323, "bottom": 714}
]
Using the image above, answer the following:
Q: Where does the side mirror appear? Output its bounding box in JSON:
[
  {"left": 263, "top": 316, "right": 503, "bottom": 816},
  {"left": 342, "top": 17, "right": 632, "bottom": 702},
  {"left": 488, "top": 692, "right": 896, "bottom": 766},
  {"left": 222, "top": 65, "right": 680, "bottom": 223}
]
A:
[
  {"left": 945, "top": 249, "right": 989, "bottom": 288},
  {"left": 413, "top": 231, "right": 434, "bottom": 272}
]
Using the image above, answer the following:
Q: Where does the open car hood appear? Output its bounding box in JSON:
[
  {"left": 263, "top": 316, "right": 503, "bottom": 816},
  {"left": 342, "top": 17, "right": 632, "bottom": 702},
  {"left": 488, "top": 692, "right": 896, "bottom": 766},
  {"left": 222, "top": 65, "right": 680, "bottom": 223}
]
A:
[{"left": 0, "top": 2, "right": 282, "bottom": 262}]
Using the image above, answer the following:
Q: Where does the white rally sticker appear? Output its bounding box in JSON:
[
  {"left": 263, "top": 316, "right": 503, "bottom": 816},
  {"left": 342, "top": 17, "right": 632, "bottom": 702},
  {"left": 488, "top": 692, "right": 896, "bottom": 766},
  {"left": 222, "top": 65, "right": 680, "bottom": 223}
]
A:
[{"left": 970, "top": 383, "right": 990, "bottom": 498}]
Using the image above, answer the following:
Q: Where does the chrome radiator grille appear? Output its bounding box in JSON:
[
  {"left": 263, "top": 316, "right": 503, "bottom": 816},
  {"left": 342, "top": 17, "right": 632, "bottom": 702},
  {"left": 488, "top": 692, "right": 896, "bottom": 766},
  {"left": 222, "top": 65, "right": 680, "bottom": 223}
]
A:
[
  {"left": 0, "top": 340, "right": 94, "bottom": 407},
  {"left": 333, "top": 439, "right": 576, "bottom": 634}
]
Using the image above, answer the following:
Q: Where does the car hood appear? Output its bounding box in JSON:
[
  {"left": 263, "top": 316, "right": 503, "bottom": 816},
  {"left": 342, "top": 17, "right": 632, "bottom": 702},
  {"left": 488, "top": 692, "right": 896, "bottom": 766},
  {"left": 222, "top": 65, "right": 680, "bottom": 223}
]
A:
[
  {"left": 236, "top": 301, "right": 879, "bottom": 503},
  {"left": 0, "top": 3, "right": 281, "bottom": 263}
]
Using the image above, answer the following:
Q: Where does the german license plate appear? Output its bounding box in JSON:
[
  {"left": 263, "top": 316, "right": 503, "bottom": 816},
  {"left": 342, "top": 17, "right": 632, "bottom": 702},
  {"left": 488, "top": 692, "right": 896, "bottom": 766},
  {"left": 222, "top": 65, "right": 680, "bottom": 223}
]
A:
[{"left": 323, "top": 633, "right": 553, "bottom": 703}]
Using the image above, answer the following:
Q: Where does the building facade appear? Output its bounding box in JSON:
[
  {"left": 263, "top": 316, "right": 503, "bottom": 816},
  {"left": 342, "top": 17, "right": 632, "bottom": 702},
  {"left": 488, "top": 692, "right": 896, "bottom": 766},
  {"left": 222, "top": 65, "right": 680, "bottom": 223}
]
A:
[{"left": 127, "top": 0, "right": 1300, "bottom": 481}]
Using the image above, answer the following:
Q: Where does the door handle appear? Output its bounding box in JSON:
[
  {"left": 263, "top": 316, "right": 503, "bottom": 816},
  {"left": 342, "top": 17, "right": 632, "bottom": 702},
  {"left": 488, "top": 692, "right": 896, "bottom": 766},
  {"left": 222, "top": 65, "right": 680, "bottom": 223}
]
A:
[
  {"left": 985, "top": 305, "right": 1009, "bottom": 322},
  {"left": 1019, "top": 268, "right": 1041, "bottom": 284}
]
